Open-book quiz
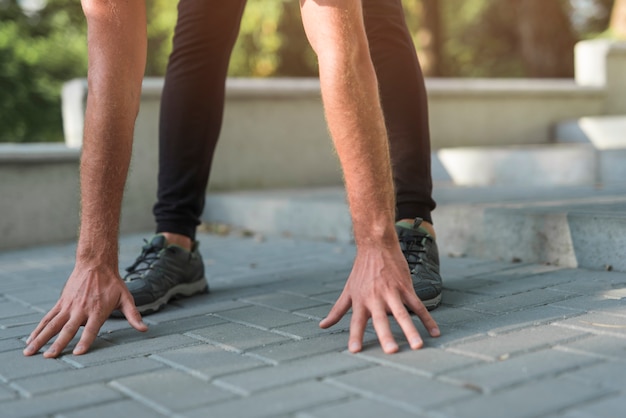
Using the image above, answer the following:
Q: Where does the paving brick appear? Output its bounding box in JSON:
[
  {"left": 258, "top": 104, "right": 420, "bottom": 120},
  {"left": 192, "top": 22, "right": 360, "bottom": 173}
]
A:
[
  {"left": 429, "top": 306, "right": 494, "bottom": 327},
  {"left": 0, "top": 384, "right": 17, "bottom": 402},
  {"left": 327, "top": 365, "right": 474, "bottom": 410},
  {"left": 0, "top": 323, "right": 39, "bottom": 341},
  {"left": 214, "top": 352, "right": 370, "bottom": 394},
  {"left": 249, "top": 332, "right": 376, "bottom": 363},
  {"left": 242, "top": 293, "right": 328, "bottom": 311},
  {"left": 147, "top": 299, "right": 250, "bottom": 324},
  {"left": 445, "top": 325, "right": 589, "bottom": 361},
  {"left": 150, "top": 344, "right": 266, "bottom": 379},
  {"left": 0, "top": 349, "right": 70, "bottom": 380},
  {"left": 555, "top": 335, "right": 626, "bottom": 360},
  {"left": 355, "top": 346, "right": 483, "bottom": 377},
  {"left": 439, "top": 290, "right": 500, "bottom": 308},
  {"left": 13, "top": 357, "right": 165, "bottom": 396},
  {"left": 214, "top": 305, "right": 311, "bottom": 329},
  {"left": 0, "top": 313, "right": 44, "bottom": 328},
  {"left": 0, "top": 383, "right": 122, "bottom": 418},
  {"left": 554, "top": 311, "right": 626, "bottom": 337},
  {"left": 0, "top": 339, "right": 26, "bottom": 353},
  {"left": 439, "top": 258, "right": 518, "bottom": 280},
  {"left": 57, "top": 399, "right": 165, "bottom": 418},
  {"left": 552, "top": 295, "right": 626, "bottom": 313},
  {"left": 111, "top": 369, "right": 234, "bottom": 412},
  {"left": 433, "top": 377, "right": 611, "bottom": 418},
  {"left": 0, "top": 299, "right": 38, "bottom": 320},
  {"left": 274, "top": 318, "right": 351, "bottom": 339},
  {"left": 466, "top": 288, "right": 575, "bottom": 314},
  {"left": 561, "top": 361, "right": 626, "bottom": 390},
  {"left": 468, "top": 269, "right": 577, "bottom": 297},
  {"left": 296, "top": 397, "right": 423, "bottom": 418},
  {"left": 186, "top": 322, "right": 291, "bottom": 351},
  {"left": 441, "top": 349, "right": 601, "bottom": 393},
  {"left": 183, "top": 380, "right": 350, "bottom": 418},
  {"left": 99, "top": 314, "right": 226, "bottom": 344},
  {"left": 5, "top": 286, "right": 63, "bottom": 306},
  {"left": 70, "top": 334, "right": 201, "bottom": 367},
  {"left": 554, "top": 394, "right": 626, "bottom": 418}
]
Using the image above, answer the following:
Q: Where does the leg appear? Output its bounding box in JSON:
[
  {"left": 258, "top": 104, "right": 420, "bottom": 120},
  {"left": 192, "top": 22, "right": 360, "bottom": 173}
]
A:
[
  {"left": 153, "top": 0, "right": 247, "bottom": 243},
  {"left": 363, "top": 0, "right": 436, "bottom": 227}
]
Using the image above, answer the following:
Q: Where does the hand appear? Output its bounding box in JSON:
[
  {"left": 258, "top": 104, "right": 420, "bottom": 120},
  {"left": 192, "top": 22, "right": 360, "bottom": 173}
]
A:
[
  {"left": 23, "top": 263, "right": 147, "bottom": 358},
  {"left": 320, "top": 245, "right": 440, "bottom": 354}
]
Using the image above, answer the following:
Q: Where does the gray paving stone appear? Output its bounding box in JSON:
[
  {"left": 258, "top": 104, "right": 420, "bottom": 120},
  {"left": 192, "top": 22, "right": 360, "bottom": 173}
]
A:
[
  {"left": 70, "top": 334, "right": 201, "bottom": 366},
  {"left": 111, "top": 369, "right": 234, "bottom": 412},
  {"left": 561, "top": 360, "right": 626, "bottom": 390},
  {"left": 440, "top": 348, "right": 601, "bottom": 393},
  {"left": 296, "top": 397, "right": 424, "bottom": 418},
  {"left": 433, "top": 377, "right": 612, "bottom": 418},
  {"left": 214, "top": 352, "right": 370, "bottom": 394},
  {"left": 214, "top": 305, "right": 311, "bottom": 329},
  {"left": 13, "top": 357, "right": 165, "bottom": 396},
  {"left": 0, "top": 384, "right": 17, "bottom": 402},
  {"left": 552, "top": 295, "right": 626, "bottom": 314},
  {"left": 438, "top": 290, "right": 501, "bottom": 308},
  {"left": 0, "top": 349, "right": 70, "bottom": 380},
  {"left": 147, "top": 299, "right": 250, "bottom": 324},
  {"left": 183, "top": 380, "right": 350, "bottom": 418},
  {"left": 186, "top": 322, "right": 291, "bottom": 351},
  {"left": 429, "top": 306, "right": 494, "bottom": 327},
  {"left": 57, "top": 399, "right": 165, "bottom": 418},
  {"left": 99, "top": 314, "right": 226, "bottom": 344},
  {"left": 274, "top": 318, "right": 352, "bottom": 339},
  {"left": 0, "top": 300, "right": 39, "bottom": 320},
  {"left": 0, "top": 323, "right": 39, "bottom": 341},
  {"left": 445, "top": 325, "right": 589, "bottom": 361},
  {"left": 150, "top": 344, "right": 267, "bottom": 379},
  {"left": 554, "top": 311, "right": 626, "bottom": 337},
  {"left": 249, "top": 332, "right": 376, "bottom": 363},
  {"left": 553, "top": 394, "right": 626, "bottom": 418},
  {"left": 327, "top": 365, "right": 475, "bottom": 410},
  {"left": 0, "top": 313, "right": 44, "bottom": 328},
  {"left": 0, "top": 339, "right": 26, "bottom": 353},
  {"left": 555, "top": 335, "right": 626, "bottom": 360},
  {"left": 354, "top": 346, "right": 483, "bottom": 377},
  {"left": 465, "top": 288, "right": 576, "bottom": 314},
  {"left": 241, "top": 292, "right": 328, "bottom": 311},
  {"left": 0, "top": 383, "right": 122, "bottom": 418},
  {"left": 5, "top": 285, "right": 62, "bottom": 306}
]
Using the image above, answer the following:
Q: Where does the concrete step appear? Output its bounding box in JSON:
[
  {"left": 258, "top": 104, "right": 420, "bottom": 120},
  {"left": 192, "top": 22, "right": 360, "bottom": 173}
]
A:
[{"left": 203, "top": 184, "right": 626, "bottom": 272}]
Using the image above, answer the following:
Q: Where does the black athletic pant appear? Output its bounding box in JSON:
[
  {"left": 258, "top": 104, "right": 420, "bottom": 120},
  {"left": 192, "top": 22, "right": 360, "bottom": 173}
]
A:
[{"left": 154, "top": 0, "right": 436, "bottom": 240}]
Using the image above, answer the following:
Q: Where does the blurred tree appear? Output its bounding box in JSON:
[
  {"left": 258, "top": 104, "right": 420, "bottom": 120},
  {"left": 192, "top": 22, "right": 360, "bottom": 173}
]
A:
[{"left": 610, "top": 0, "right": 626, "bottom": 37}]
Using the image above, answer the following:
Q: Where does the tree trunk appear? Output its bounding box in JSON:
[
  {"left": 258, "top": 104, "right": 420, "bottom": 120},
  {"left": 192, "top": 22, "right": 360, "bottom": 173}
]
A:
[
  {"left": 417, "top": 0, "right": 443, "bottom": 76},
  {"left": 610, "top": 0, "right": 626, "bottom": 38},
  {"left": 515, "top": 0, "right": 576, "bottom": 77}
]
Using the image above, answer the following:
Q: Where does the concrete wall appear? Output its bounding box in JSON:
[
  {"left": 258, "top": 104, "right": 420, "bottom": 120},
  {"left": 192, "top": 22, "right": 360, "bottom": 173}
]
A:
[{"left": 1, "top": 40, "right": 625, "bottom": 250}]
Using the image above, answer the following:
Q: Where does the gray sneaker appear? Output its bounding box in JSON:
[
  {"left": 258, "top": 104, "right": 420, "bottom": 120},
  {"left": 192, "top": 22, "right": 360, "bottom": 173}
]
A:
[
  {"left": 116, "top": 234, "right": 208, "bottom": 316},
  {"left": 396, "top": 218, "right": 443, "bottom": 311}
]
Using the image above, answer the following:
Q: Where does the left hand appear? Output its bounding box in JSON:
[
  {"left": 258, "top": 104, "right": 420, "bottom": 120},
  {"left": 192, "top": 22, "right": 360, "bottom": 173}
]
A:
[{"left": 320, "top": 245, "right": 440, "bottom": 354}]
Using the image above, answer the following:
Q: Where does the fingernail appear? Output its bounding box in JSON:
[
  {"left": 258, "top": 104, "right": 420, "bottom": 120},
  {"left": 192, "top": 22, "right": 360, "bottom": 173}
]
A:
[
  {"left": 410, "top": 337, "right": 423, "bottom": 348},
  {"left": 74, "top": 344, "right": 84, "bottom": 354},
  {"left": 23, "top": 345, "right": 35, "bottom": 355},
  {"left": 431, "top": 327, "right": 441, "bottom": 337},
  {"left": 384, "top": 342, "right": 398, "bottom": 352},
  {"left": 45, "top": 348, "right": 56, "bottom": 356},
  {"left": 349, "top": 342, "right": 360, "bottom": 352},
  {"left": 25, "top": 337, "right": 32, "bottom": 344}
]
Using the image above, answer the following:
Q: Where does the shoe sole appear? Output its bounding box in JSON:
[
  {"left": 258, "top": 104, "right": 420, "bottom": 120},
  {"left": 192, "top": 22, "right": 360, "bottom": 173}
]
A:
[
  {"left": 421, "top": 292, "right": 442, "bottom": 311},
  {"left": 110, "top": 278, "right": 209, "bottom": 318}
]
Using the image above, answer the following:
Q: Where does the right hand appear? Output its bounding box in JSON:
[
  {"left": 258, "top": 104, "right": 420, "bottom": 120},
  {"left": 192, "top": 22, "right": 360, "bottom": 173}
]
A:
[{"left": 23, "top": 263, "right": 147, "bottom": 358}]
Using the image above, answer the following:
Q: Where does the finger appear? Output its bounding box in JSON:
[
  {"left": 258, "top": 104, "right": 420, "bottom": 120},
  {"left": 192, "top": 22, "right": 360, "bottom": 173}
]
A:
[
  {"left": 319, "top": 290, "right": 351, "bottom": 329},
  {"left": 26, "top": 304, "right": 61, "bottom": 345},
  {"left": 404, "top": 293, "right": 440, "bottom": 338},
  {"left": 347, "top": 307, "right": 368, "bottom": 353},
  {"left": 371, "top": 307, "right": 399, "bottom": 354},
  {"left": 73, "top": 317, "right": 103, "bottom": 355},
  {"left": 43, "top": 319, "right": 83, "bottom": 358},
  {"left": 23, "top": 311, "right": 69, "bottom": 356},
  {"left": 389, "top": 299, "right": 423, "bottom": 350},
  {"left": 119, "top": 292, "right": 148, "bottom": 333}
]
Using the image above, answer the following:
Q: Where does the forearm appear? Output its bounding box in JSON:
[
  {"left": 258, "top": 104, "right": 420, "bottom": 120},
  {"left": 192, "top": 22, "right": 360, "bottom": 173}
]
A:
[
  {"left": 300, "top": 1, "right": 396, "bottom": 247},
  {"left": 77, "top": 0, "right": 147, "bottom": 264}
]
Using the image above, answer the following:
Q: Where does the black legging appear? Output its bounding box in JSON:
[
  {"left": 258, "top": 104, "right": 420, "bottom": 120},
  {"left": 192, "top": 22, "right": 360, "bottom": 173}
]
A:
[{"left": 154, "top": 0, "right": 436, "bottom": 240}]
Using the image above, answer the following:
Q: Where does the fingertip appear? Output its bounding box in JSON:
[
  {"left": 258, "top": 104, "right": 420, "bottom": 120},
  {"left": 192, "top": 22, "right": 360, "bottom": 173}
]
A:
[
  {"left": 430, "top": 327, "right": 441, "bottom": 337},
  {"left": 383, "top": 342, "right": 399, "bottom": 354},
  {"left": 409, "top": 337, "right": 424, "bottom": 350},
  {"left": 348, "top": 341, "right": 361, "bottom": 353},
  {"left": 23, "top": 345, "right": 37, "bottom": 356}
]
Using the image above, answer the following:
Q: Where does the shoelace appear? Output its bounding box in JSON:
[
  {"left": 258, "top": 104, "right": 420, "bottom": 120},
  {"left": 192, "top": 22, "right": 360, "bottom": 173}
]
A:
[
  {"left": 398, "top": 232, "right": 428, "bottom": 272},
  {"left": 124, "top": 240, "right": 161, "bottom": 281}
]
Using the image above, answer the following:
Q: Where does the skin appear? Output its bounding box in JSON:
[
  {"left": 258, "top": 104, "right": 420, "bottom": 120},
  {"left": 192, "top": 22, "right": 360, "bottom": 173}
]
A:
[{"left": 24, "top": 0, "right": 439, "bottom": 358}]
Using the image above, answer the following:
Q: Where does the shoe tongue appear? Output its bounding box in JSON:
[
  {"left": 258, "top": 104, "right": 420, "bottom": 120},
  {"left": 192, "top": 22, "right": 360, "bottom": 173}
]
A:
[{"left": 149, "top": 234, "right": 168, "bottom": 249}]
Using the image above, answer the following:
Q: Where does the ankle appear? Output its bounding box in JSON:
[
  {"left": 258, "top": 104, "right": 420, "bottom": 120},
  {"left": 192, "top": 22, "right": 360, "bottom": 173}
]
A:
[
  {"left": 161, "top": 232, "right": 193, "bottom": 251},
  {"left": 398, "top": 218, "right": 437, "bottom": 239}
]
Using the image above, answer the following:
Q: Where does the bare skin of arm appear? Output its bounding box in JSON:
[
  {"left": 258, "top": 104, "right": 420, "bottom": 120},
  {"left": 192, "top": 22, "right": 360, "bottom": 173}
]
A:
[
  {"left": 23, "top": 0, "right": 148, "bottom": 358},
  {"left": 299, "top": 0, "right": 440, "bottom": 354}
]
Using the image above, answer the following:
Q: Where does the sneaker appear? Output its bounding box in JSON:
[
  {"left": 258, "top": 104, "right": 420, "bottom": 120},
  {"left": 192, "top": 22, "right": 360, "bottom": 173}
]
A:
[
  {"left": 115, "top": 234, "right": 208, "bottom": 316},
  {"left": 396, "top": 218, "right": 443, "bottom": 311}
]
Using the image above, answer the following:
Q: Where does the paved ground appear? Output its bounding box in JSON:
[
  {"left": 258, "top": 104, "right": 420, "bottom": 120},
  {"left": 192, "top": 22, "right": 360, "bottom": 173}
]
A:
[{"left": 1, "top": 230, "right": 625, "bottom": 417}]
